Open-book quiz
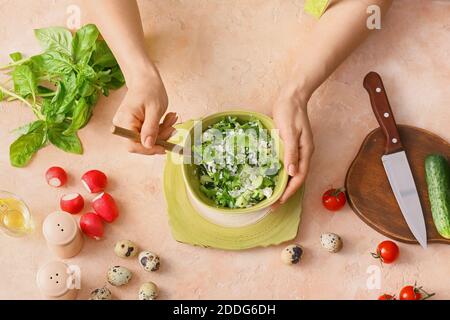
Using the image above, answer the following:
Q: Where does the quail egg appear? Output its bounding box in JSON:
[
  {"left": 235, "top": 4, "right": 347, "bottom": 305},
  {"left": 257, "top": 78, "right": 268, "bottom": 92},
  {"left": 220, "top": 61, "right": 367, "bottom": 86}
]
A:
[
  {"left": 281, "top": 244, "right": 304, "bottom": 265},
  {"left": 138, "top": 282, "right": 159, "bottom": 300},
  {"left": 320, "top": 232, "right": 343, "bottom": 253},
  {"left": 114, "top": 240, "right": 138, "bottom": 258},
  {"left": 89, "top": 286, "right": 112, "bottom": 300},
  {"left": 107, "top": 266, "right": 132, "bottom": 286},
  {"left": 138, "top": 251, "right": 160, "bottom": 272}
]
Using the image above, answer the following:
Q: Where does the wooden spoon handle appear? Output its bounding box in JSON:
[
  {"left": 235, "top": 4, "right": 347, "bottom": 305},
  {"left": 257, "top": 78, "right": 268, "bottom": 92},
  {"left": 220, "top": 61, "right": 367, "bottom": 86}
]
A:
[
  {"left": 363, "top": 71, "right": 404, "bottom": 155},
  {"left": 110, "top": 125, "right": 183, "bottom": 154}
]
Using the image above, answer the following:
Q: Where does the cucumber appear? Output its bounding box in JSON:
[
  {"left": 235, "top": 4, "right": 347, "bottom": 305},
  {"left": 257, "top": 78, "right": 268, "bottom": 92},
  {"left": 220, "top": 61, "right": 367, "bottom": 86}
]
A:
[
  {"left": 200, "top": 175, "right": 213, "bottom": 185},
  {"left": 235, "top": 196, "right": 247, "bottom": 208},
  {"left": 424, "top": 154, "right": 450, "bottom": 239},
  {"left": 250, "top": 176, "right": 263, "bottom": 189}
]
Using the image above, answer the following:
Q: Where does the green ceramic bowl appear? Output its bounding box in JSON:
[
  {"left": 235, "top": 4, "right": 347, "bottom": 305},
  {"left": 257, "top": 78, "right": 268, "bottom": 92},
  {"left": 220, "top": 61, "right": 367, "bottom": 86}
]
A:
[{"left": 181, "top": 110, "right": 289, "bottom": 214}]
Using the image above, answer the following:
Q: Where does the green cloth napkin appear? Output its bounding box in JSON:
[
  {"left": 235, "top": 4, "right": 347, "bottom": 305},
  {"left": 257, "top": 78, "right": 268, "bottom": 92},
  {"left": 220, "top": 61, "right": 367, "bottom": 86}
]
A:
[{"left": 304, "top": 0, "right": 331, "bottom": 18}]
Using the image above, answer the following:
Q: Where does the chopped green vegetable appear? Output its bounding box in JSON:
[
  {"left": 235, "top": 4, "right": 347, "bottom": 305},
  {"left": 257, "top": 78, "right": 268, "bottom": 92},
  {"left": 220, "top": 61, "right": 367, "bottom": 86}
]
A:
[
  {"left": 194, "top": 116, "right": 281, "bottom": 208},
  {"left": 0, "top": 24, "right": 125, "bottom": 167}
]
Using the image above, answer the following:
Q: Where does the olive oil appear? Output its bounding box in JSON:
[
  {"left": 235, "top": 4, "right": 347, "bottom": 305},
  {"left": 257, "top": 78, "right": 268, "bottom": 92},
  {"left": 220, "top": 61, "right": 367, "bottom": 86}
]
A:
[{"left": 0, "top": 193, "right": 34, "bottom": 237}]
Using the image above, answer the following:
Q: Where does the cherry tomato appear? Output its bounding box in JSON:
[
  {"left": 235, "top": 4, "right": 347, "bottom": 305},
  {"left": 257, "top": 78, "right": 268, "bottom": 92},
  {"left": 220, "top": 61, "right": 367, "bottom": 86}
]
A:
[
  {"left": 378, "top": 294, "right": 396, "bottom": 300},
  {"left": 371, "top": 240, "right": 399, "bottom": 264},
  {"left": 399, "top": 284, "right": 434, "bottom": 300},
  {"left": 399, "top": 286, "right": 420, "bottom": 300},
  {"left": 322, "top": 188, "right": 346, "bottom": 211}
]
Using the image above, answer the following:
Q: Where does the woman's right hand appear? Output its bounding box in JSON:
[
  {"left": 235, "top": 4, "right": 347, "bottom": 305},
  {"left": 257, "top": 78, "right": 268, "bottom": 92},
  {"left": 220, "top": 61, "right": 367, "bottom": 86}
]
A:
[{"left": 113, "top": 65, "right": 177, "bottom": 155}]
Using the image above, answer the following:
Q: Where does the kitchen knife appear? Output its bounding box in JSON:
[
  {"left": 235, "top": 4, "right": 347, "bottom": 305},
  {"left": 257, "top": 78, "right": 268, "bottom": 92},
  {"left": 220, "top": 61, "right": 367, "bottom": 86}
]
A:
[{"left": 363, "top": 72, "right": 427, "bottom": 248}]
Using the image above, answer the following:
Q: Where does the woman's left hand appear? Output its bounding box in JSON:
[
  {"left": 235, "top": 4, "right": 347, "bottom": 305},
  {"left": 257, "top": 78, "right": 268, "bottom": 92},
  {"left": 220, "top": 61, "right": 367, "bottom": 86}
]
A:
[{"left": 272, "top": 93, "right": 314, "bottom": 206}]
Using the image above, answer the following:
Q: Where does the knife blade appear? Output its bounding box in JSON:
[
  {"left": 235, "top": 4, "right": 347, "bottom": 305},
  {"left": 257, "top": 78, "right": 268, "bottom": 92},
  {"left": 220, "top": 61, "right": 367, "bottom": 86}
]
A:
[{"left": 363, "top": 72, "right": 427, "bottom": 248}]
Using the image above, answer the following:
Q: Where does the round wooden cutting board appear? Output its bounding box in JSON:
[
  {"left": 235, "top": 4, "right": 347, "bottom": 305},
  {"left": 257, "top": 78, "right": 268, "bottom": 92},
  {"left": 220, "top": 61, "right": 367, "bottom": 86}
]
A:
[{"left": 345, "top": 125, "right": 450, "bottom": 245}]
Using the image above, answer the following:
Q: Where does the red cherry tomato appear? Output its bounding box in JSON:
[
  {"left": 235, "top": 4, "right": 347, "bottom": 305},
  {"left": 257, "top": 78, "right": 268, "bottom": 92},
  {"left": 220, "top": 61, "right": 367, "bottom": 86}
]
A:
[
  {"left": 399, "top": 284, "right": 434, "bottom": 300},
  {"left": 399, "top": 286, "right": 420, "bottom": 300},
  {"left": 378, "top": 294, "right": 396, "bottom": 300},
  {"left": 372, "top": 240, "right": 399, "bottom": 264},
  {"left": 322, "top": 188, "right": 346, "bottom": 211}
]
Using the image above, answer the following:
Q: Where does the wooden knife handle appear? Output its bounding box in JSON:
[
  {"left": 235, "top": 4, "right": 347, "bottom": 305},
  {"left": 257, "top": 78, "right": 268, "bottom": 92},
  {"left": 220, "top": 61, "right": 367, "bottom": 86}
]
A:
[
  {"left": 363, "top": 71, "right": 404, "bottom": 155},
  {"left": 110, "top": 125, "right": 183, "bottom": 154}
]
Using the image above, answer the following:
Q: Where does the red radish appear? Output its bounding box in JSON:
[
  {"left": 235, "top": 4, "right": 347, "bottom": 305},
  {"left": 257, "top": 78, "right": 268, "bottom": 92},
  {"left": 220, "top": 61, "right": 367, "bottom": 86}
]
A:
[
  {"left": 60, "top": 193, "right": 84, "bottom": 214},
  {"left": 81, "top": 170, "right": 107, "bottom": 193},
  {"left": 92, "top": 192, "right": 119, "bottom": 223},
  {"left": 80, "top": 212, "right": 104, "bottom": 240},
  {"left": 46, "top": 166, "right": 67, "bottom": 187}
]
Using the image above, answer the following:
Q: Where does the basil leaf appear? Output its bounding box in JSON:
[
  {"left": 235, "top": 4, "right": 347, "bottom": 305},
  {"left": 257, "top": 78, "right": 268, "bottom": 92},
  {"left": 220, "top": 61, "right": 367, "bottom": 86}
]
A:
[
  {"left": 51, "top": 82, "right": 66, "bottom": 107},
  {"left": 0, "top": 90, "right": 4, "bottom": 101},
  {"left": 85, "top": 93, "right": 99, "bottom": 106},
  {"left": 76, "top": 66, "right": 96, "bottom": 97},
  {"left": 37, "top": 85, "right": 54, "bottom": 95},
  {"left": 34, "top": 27, "right": 73, "bottom": 56},
  {"left": 97, "top": 69, "right": 112, "bottom": 83},
  {"left": 72, "top": 24, "right": 99, "bottom": 64},
  {"left": 11, "top": 120, "right": 46, "bottom": 135},
  {"left": 107, "top": 66, "right": 125, "bottom": 89},
  {"left": 55, "top": 72, "right": 77, "bottom": 114},
  {"left": 92, "top": 40, "right": 117, "bottom": 68},
  {"left": 10, "top": 123, "right": 47, "bottom": 167},
  {"left": 48, "top": 123, "right": 83, "bottom": 154},
  {"left": 31, "top": 51, "right": 74, "bottom": 75},
  {"left": 9, "top": 52, "right": 22, "bottom": 62},
  {"left": 77, "top": 64, "right": 96, "bottom": 80},
  {"left": 41, "top": 98, "right": 54, "bottom": 117},
  {"left": 12, "top": 65, "right": 37, "bottom": 101},
  {"left": 63, "top": 98, "right": 91, "bottom": 135}
]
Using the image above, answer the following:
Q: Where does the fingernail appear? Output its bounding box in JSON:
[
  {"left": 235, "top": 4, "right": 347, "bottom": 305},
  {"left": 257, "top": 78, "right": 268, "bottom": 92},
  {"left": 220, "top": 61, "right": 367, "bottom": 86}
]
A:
[
  {"left": 144, "top": 136, "right": 153, "bottom": 148},
  {"left": 288, "top": 164, "right": 296, "bottom": 176}
]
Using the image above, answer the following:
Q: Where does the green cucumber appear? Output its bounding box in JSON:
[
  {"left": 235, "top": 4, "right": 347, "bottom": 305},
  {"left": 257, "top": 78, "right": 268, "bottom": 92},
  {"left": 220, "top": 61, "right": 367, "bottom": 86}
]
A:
[
  {"left": 424, "top": 154, "right": 450, "bottom": 239},
  {"left": 251, "top": 176, "right": 263, "bottom": 189},
  {"left": 200, "top": 175, "right": 213, "bottom": 185}
]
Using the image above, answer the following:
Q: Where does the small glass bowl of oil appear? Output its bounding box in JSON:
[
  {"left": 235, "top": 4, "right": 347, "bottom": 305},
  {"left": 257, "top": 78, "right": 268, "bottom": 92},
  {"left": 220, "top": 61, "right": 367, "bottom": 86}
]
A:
[{"left": 0, "top": 191, "right": 34, "bottom": 237}]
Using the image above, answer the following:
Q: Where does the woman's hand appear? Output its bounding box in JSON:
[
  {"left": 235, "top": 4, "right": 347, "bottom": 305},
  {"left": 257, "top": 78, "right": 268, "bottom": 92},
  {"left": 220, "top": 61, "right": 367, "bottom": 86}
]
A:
[
  {"left": 273, "top": 93, "right": 314, "bottom": 205},
  {"left": 113, "top": 65, "right": 176, "bottom": 155}
]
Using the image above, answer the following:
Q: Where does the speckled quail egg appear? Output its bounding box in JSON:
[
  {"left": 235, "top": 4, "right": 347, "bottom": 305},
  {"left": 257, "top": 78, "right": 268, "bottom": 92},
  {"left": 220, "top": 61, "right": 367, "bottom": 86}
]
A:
[
  {"left": 281, "top": 244, "right": 304, "bottom": 265},
  {"left": 138, "top": 282, "right": 159, "bottom": 300},
  {"left": 107, "top": 266, "right": 132, "bottom": 286},
  {"left": 89, "top": 286, "right": 112, "bottom": 300},
  {"left": 138, "top": 251, "right": 160, "bottom": 272},
  {"left": 320, "top": 233, "right": 343, "bottom": 253},
  {"left": 114, "top": 240, "right": 138, "bottom": 258}
]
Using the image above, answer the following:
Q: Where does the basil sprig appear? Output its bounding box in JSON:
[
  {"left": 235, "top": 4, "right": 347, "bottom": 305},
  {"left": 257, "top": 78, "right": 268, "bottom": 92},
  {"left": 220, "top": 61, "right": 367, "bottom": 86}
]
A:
[{"left": 0, "top": 24, "right": 125, "bottom": 167}]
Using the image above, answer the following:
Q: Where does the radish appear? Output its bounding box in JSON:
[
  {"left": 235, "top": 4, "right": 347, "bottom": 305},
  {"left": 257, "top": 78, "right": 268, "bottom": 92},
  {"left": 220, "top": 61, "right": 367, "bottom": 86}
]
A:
[
  {"left": 81, "top": 170, "right": 107, "bottom": 193},
  {"left": 60, "top": 193, "right": 84, "bottom": 214},
  {"left": 46, "top": 166, "right": 67, "bottom": 187},
  {"left": 92, "top": 192, "right": 119, "bottom": 223},
  {"left": 80, "top": 212, "right": 104, "bottom": 240}
]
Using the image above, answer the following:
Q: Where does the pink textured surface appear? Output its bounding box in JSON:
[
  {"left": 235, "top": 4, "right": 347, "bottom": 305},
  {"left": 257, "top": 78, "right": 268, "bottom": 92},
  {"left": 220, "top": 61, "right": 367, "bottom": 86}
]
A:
[{"left": 0, "top": 0, "right": 449, "bottom": 300}]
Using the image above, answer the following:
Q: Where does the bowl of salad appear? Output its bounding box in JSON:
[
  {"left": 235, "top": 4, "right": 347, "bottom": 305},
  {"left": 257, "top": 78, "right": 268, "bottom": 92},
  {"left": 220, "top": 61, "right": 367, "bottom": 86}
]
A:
[{"left": 181, "top": 110, "right": 288, "bottom": 220}]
